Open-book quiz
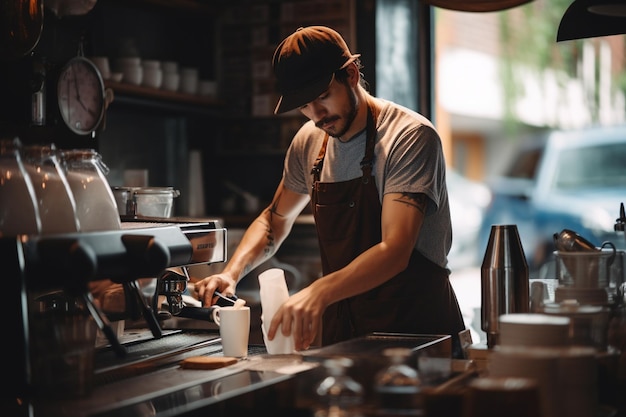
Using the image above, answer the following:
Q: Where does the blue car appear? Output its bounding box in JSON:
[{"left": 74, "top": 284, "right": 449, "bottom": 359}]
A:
[{"left": 477, "top": 125, "right": 626, "bottom": 274}]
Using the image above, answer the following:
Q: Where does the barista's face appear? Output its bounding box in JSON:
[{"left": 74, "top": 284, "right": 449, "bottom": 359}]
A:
[{"left": 299, "top": 71, "right": 359, "bottom": 140}]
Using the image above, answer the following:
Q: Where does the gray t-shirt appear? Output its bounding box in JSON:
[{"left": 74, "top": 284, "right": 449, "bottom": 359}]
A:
[{"left": 283, "top": 97, "right": 452, "bottom": 269}]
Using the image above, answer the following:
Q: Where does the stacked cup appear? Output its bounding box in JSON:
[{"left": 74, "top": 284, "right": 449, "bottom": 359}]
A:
[
  {"left": 161, "top": 61, "right": 180, "bottom": 92},
  {"left": 179, "top": 67, "right": 199, "bottom": 95},
  {"left": 90, "top": 57, "right": 110, "bottom": 80},
  {"left": 115, "top": 57, "right": 142, "bottom": 85},
  {"left": 141, "top": 60, "right": 162, "bottom": 89},
  {"left": 487, "top": 313, "right": 598, "bottom": 417}
]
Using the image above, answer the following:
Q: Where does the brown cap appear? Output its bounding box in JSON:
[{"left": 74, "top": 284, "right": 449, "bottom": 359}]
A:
[{"left": 272, "top": 26, "right": 360, "bottom": 114}]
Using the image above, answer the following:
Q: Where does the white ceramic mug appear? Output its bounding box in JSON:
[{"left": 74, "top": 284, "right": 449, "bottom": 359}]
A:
[{"left": 211, "top": 306, "right": 250, "bottom": 357}]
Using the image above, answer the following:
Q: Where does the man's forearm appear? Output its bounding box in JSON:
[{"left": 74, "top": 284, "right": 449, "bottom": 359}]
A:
[{"left": 224, "top": 209, "right": 289, "bottom": 283}]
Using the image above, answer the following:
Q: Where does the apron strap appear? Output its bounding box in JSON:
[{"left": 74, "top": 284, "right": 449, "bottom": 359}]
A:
[
  {"left": 311, "top": 97, "right": 379, "bottom": 182},
  {"left": 311, "top": 134, "right": 329, "bottom": 183},
  {"left": 359, "top": 98, "right": 378, "bottom": 178}
]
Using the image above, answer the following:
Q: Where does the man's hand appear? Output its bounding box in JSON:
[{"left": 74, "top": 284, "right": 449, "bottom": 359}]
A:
[
  {"left": 192, "top": 273, "right": 237, "bottom": 306},
  {"left": 267, "top": 285, "right": 324, "bottom": 351}
]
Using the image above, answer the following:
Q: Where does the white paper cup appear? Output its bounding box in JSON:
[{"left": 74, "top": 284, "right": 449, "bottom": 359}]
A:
[
  {"left": 212, "top": 306, "right": 250, "bottom": 357},
  {"left": 258, "top": 268, "right": 296, "bottom": 354}
]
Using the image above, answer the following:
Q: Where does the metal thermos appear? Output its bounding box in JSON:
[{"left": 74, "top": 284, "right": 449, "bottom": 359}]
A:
[{"left": 481, "top": 225, "right": 529, "bottom": 347}]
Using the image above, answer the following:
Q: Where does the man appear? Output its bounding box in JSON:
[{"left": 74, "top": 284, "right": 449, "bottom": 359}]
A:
[{"left": 194, "top": 26, "right": 466, "bottom": 357}]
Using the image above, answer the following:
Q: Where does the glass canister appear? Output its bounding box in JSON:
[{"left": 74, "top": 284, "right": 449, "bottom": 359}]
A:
[
  {"left": 315, "top": 357, "right": 364, "bottom": 417},
  {"left": 374, "top": 347, "right": 422, "bottom": 413},
  {"left": 0, "top": 137, "right": 41, "bottom": 236},
  {"left": 62, "top": 149, "right": 121, "bottom": 231},
  {"left": 30, "top": 290, "right": 97, "bottom": 398},
  {"left": 22, "top": 144, "right": 80, "bottom": 234}
]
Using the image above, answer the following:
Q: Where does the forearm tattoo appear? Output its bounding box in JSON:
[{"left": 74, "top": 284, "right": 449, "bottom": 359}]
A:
[
  {"left": 395, "top": 192, "right": 428, "bottom": 214},
  {"left": 263, "top": 194, "right": 289, "bottom": 257},
  {"left": 242, "top": 192, "right": 292, "bottom": 277},
  {"left": 241, "top": 216, "right": 275, "bottom": 277}
]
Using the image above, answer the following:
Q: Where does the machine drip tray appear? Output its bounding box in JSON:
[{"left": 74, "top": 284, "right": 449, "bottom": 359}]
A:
[{"left": 94, "top": 330, "right": 222, "bottom": 385}]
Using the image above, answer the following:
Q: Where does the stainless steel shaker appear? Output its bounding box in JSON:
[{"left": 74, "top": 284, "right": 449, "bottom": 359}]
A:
[{"left": 481, "top": 225, "right": 529, "bottom": 347}]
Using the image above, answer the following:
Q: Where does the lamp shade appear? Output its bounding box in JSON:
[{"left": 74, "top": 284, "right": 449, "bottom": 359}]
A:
[
  {"left": 557, "top": 0, "right": 626, "bottom": 41},
  {"left": 421, "top": 0, "right": 532, "bottom": 12}
]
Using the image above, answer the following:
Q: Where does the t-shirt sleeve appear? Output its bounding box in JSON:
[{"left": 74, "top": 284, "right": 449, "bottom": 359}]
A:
[
  {"left": 283, "top": 122, "right": 317, "bottom": 195},
  {"left": 382, "top": 124, "right": 447, "bottom": 214}
]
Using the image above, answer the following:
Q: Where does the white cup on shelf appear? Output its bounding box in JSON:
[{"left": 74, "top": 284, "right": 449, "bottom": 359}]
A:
[
  {"left": 162, "top": 72, "right": 180, "bottom": 91},
  {"left": 122, "top": 65, "right": 143, "bottom": 85},
  {"left": 161, "top": 60, "right": 179, "bottom": 74},
  {"left": 179, "top": 67, "right": 199, "bottom": 95},
  {"left": 142, "top": 59, "right": 161, "bottom": 70},
  {"left": 115, "top": 57, "right": 141, "bottom": 71},
  {"left": 142, "top": 67, "right": 162, "bottom": 89},
  {"left": 198, "top": 80, "right": 217, "bottom": 97},
  {"left": 90, "top": 56, "right": 110, "bottom": 80}
]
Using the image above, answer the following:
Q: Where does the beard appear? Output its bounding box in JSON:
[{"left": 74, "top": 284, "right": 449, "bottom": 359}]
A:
[{"left": 315, "top": 85, "right": 359, "bottom": 139}]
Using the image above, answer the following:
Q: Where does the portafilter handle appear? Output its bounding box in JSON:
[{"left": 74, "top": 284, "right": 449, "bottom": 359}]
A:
[{"left": 153, "top": 269, "right": 188, "bottom": 315}]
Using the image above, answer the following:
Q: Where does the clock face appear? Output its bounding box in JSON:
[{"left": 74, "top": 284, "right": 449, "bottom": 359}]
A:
[{"left": 57, "top": 57, "right": 105, "bottom": 135}]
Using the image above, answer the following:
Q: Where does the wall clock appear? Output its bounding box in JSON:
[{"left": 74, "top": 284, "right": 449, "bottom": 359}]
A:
[{"left": 57, "top": 56, "right": 105, "bottom": 135}]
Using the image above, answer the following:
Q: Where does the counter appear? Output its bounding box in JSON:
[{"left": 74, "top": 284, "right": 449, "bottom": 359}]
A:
[
  {"left": 5, "top": 329, "right": 625, "bottom": 417},
  {"left": 6, "top": 331, "right": 453, "bottom": 417}
]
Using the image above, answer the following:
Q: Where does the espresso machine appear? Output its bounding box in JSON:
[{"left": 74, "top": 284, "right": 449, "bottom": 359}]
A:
[{"left": 4, "top": 218, "right": 226, "bottom": 400}]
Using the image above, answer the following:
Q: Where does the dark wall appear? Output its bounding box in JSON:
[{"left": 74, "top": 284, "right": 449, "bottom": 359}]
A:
[{"left": 0, "top": 0, "right": 377, "bottom": 219}]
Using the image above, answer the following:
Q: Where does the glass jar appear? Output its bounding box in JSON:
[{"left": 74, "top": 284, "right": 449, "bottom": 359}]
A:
[
  {"left": 0, "top": 137, "right": 41, "bottom": 236},
  {"left": 22, "top": 144, "right": 80, "bottom": 234},
  {"left": 315, "top": 357, "right": 364, "bottom": 417},
  {"left": 374, "top": 347, "right": 422, "bottom": 414},
  {"left": 62, "top": 149, "right": 121, "bottom": 231}
]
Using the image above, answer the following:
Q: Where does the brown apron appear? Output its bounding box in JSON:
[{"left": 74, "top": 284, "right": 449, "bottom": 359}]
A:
[{"left": 311, "top": 99, "right": 465, "bottom": 357}]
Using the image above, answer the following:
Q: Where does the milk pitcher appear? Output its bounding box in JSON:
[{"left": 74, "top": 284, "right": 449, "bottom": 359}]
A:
[{"left": 481, "top": 224, "right": 529, "bottom": 347}]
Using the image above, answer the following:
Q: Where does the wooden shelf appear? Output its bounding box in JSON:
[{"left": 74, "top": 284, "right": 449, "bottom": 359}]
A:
[
  {"left": 108, "top": 0, "right": 219, "bottom": 14},
  {"left": 105, "top": 81, "right": 224, "bottom": 115},
  {"left": 105, "top": 81, "right": 221, "bottom": 106}
]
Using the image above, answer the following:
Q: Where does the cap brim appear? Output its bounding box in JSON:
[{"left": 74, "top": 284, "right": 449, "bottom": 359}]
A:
[{"left": 274, "top": 73, "right": 334, "bottom": 114}]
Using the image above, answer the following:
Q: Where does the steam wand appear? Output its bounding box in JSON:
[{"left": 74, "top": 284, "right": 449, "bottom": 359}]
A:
[
  {"left": 124, "top": 280, "right": 163, "bottom": 338},
  {"left": 82, "top": 291, "right": 127, "bottom": 358}
]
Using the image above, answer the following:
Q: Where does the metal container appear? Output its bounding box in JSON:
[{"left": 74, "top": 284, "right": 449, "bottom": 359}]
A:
[
  {"left": 112, "top": 186, "right": 180, "bottom": 218},
  {"left": 481, "top": 224, "right": 529, "bottom": 348}
]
